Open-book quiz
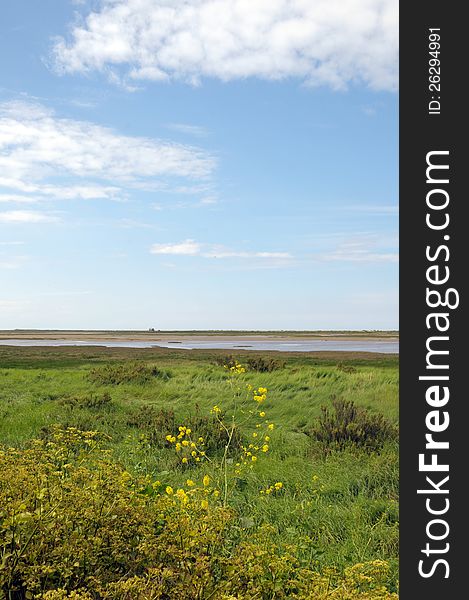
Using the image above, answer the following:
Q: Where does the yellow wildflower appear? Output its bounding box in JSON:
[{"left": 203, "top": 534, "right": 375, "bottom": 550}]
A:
[
  {"left": 186, "top": 479, "right": 195, "bottom": 486},
  {"left": 165, "top": 486, "right": 173, "bottom": 495},
  {"left": 201, "top": 499, "right": 209, "bottom": 510},
  {"left": 203, "top": 475, "right": 210, "bottom": 487},
  {"left": 176, "top": 489, "right": 188, "bottom": 504}
]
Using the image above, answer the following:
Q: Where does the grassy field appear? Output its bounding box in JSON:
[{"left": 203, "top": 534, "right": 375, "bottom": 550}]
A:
[{"left": 0, "top": 346, "right": 399, "bottom": 598}]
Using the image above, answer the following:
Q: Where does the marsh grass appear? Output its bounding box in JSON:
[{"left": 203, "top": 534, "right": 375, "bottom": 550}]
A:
[{"left": 0, "top": 347, "right": 399, "bottom": 591}]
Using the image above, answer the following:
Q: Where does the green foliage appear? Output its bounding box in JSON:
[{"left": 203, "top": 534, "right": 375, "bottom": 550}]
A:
[
  {"left": 59, "top": 392, "right": 114, "bottom": 410},
  {"left": 126, "top": 405, "right": 176, "bottom": 446},
  {"left": 213, "top": 355, "right": 284, "bottom": 372},
  {"left": 213, "top": 355, "right": 238, "bottom": 369},
  {"left": 0, "top": 347, "right": 399, "bottom": 594},
  {"left": 88, "top": 362, "right": 171, "bottom": 385},
  {"left": 0, "top": 428, "right": 398, "bottom": 600},
  {"left": 246, "top": 356, "right": 284, "bottom": 372},
  {"left": 126, "top": 405, "right": 243, "bottom": 454},
  {"left": 187, "top": 408, "right": 244, "bottom": 455},
  {"left": 309, "top": 399, "right": 397, "bottom": 454}
]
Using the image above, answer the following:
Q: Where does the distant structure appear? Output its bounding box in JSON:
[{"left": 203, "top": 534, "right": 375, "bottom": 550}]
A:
[{"left": 148, "top": 328, "right": 155, "bottom": 332}]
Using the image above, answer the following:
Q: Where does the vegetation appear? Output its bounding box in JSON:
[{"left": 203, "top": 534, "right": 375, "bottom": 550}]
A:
[
  {"left": 0, "top": 346, "right": 399, "bottom": 599},
  {"left": 308, "top": 398, "right": 397, "bottom": 455}
]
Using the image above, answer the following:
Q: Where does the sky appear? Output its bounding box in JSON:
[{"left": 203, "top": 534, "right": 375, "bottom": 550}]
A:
[{"left": 0, "top": 0, "right": 398, "bottom": 331}]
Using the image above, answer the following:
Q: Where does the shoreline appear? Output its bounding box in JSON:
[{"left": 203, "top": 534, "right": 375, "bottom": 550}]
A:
[{"left": 0, "top": 330, "right": 399, "bottom": 343}]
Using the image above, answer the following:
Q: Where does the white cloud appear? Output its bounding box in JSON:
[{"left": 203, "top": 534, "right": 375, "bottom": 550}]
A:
[
  {"left": 0, "top": 210, "right": 60, "bottom": 224},
  {"left": 0, "top": 100, "right": 216, "bottom": 208},
  {"left": 150, "top": 239, "right": 292, "bottom": 260},
  {"left": 151, "top": 239, "right": 202, "bottom": 255},
  {"left": 319, "top": 237, "right": 398, "bottom": 263},
  {"left": 52, "top": 0, "right": 398, "bottom": 91},
  {"left": 0, "top": 194, "right": 39, "bottom": 204}
]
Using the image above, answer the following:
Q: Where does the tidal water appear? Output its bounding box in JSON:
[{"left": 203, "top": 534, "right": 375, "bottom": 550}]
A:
[{"left": 0, "top": 339, "right": 399, "bottom": 353}]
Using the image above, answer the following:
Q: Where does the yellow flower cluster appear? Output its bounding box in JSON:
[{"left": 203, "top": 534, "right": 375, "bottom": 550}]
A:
[
  {"left": 164, "top": 474, "right": 220, "bottom": 509},
  {"left": 253, "top": 386, "right": 267, "bottom": 403},
  {"left": 166, "top": 426, "right": 206, "bottom": 465},
  {"left": 234, "top": 386, "right": 274, "bottom": 476},
  {"left": 227, "top": 361, "right": 246, "bottom": 374},
  {"left": 260, "top": 482, "right": 284, "bottom": 496}
]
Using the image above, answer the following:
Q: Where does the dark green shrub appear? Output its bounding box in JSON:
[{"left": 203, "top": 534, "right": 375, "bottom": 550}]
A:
[
  {"left": 187, "top": 411, "right": 243, "bottom": 455},
  {"left": 88, "top": 362, "right": 171, "bottom": 385},
  {"left": 246, "top": 357, "right": 284, "bottom": 372},
  {"left": 308, "top": 399, "right": 397, "bottom": 454},
  {"left": 213, "top": 355, "right": 238, "bottom": 369},
  {"left": 127, "top": 405, "right": 176, "bottom": 446},
  {"left": 59, "top": 392, "right": 114, "bottom": 410},
  {"left": 213, "top": 355, "right": 283, "bottom": 372}
]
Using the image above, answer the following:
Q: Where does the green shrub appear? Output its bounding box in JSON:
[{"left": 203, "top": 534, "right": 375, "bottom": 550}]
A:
[
  {"left": 213, "top": 356, "right": 284, "bottom": 372},
  {"left": 246, "top": 356, "right": 284, "bottom": 372},
  {"left": 308, "top": 399, "right": 397, "bottom": 454},
  {"left": 127, "top": 405, "right": 176, "bottom": 446},
  {"left": 213, "top": 355, "right": 238, "bottom": 369},
  {"left": 59, "top": 392, "right": 114, "bottom": 410},
  {"left": 88, "top": 363, "right": 171, "bottom": 385},
  {"left": 187, "top": 410, "right": 243, "bottom": 455}
]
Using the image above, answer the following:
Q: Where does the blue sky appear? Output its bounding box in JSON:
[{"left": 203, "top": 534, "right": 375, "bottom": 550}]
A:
[{"left": 0, "top": 0, "right": 398, "bottom": 330}]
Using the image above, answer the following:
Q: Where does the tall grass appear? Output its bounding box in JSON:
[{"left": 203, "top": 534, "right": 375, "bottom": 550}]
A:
[{"left": 0, "top": 347, "right": 399, "bottom": 590}]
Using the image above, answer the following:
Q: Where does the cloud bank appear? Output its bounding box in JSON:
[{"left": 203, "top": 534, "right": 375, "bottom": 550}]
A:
[
  {"left": 52, "top": 0, "right": 398, "bottom": 91},
  {"left": 0, "top": 100, "right": 215, "bottom": 208},
  {"left": 150, "top": 239, "right": 292, "bottom": 260}
]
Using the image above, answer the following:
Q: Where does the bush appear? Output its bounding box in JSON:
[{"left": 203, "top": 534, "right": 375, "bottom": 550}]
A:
[
  {"left": 187, "top": 410, "right": 243, "bottom": 455},
  {"left": 246, "top": 356, "right": 284, "bottom": 372},
  {"left": 308, "top": 399, "right": 397, "bottom": 454},
  {"left": 127, "top": 405, "right": 176, "bottom": 446},
  {"left": 213, "top": 355, "right": 238, "bottom": 369},
  {"left": 59, "top": 392, "right": 114, "bottom": 410},
  {"left": 213, "top": 356, "right": 284, "bottom": 372},
  {"left": 88, "top": 363, "right": 171, "bottom": 385},
  {"left": 126, "top": 405, "right": 243, "bottom": 454},
  {"left": 0, "top": 428, "right": 398, "bottom": 600}
]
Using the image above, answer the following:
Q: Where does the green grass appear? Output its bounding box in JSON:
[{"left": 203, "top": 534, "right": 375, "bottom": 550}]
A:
[{"left": 0, "top": 346, "right": 399, "bottom": 587}]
